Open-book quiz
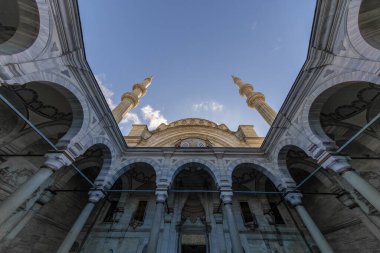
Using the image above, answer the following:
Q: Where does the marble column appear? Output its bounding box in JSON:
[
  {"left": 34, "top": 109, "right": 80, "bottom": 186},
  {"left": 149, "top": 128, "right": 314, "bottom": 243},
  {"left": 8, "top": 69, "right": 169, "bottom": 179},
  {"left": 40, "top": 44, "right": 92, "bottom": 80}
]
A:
[
  {"left": 232, "top": 75, "right": 277, "bottom": 125},
  {"left": 56, "top": 191, "right": 103, "bottom": 253},
  {"left": 56, "top": 202, "right": 95, "bottom": 253},
  {"left": 220, "top": 191, "right": 244, "bottom": 253},
  {"left": 0, "top": 167, "right": 53, "bottom": 226},
  {"left": 146, "top": 190, "right": 167, "bottom": 253},
  {"left": 112, "top": 76, "right": 152, "bottom": 123},
  {"left": 321, "top": 155, "right": 380, "bottom": 213},
  {"left": 342, "top": 170, "right": 380, "bottom": 212},
  {"left": 0, "top": 152, "right": 71, "bottom": 226},
  {"left": 286, "top": 193, "right": 334, "bottom": 253}
]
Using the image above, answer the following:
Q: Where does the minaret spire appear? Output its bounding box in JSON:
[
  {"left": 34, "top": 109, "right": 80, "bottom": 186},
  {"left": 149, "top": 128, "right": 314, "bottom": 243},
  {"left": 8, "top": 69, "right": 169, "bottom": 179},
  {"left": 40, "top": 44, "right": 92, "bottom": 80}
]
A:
[
  {"left": 232, "top": 75, "right": 277, "bottom": 125},
  {"left": 112, "top": 76, "right": 153, "bottom": 124}
]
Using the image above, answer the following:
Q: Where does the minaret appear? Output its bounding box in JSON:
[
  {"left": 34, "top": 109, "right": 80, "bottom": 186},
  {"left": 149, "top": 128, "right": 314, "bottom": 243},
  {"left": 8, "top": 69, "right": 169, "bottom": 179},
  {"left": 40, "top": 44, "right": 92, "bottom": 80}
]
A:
[
  {"left": 112, "top": 76, "right": 153, "bottom": 124},
  {"left": 232, "top": 75, "right": 277, "bottom": 125}
]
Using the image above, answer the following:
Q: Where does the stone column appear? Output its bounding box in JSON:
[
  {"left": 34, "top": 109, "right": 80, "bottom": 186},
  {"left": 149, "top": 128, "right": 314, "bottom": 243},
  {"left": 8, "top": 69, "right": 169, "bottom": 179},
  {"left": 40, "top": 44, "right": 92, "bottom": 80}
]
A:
[
  {"left": 321, "top": 155, "right": 380, "bottom": 213},
  {"left": 232, "top": 75, "right": 277, "bottom": 125},
  {"left": 146, "top": 189, "right": 168, "bottom": 253},
  {"left": 220, "top": 190, "right": 244, "bottom": 253},
  {"left": 0, "top": 151, "right": 73, "bottom": 227},
  {"left": 56, "top": 190, "right": 104, "bottom": 253},
  {"left": 0, "top": 168, "right": 53, "bottom": 226},
  {"left": 285, "top": 193, "right": 334, "bottom": 253},
  {"left": 112, "top": 76, "right": 152, "bottom": 123}
]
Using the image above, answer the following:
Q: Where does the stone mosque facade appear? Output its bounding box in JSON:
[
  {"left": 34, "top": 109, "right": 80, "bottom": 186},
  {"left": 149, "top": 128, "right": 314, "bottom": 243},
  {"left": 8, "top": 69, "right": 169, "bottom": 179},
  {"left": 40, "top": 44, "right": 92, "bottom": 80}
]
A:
[{"left": 0, "top": 0, "right": 380, "bottom": 253}]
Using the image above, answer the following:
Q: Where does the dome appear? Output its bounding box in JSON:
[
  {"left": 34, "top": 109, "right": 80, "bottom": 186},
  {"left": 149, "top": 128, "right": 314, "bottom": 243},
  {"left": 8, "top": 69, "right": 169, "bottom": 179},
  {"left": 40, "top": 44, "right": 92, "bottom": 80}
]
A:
[{"left": 125, "top": 118, "right": 263, "bottom": 147}]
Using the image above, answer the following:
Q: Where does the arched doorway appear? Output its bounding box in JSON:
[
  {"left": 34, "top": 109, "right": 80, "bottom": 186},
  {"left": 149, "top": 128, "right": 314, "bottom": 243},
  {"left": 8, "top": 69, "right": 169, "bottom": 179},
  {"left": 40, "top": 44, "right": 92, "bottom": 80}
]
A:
[{"left": 171, "top": 162, "right": 217, "bottom": 253}]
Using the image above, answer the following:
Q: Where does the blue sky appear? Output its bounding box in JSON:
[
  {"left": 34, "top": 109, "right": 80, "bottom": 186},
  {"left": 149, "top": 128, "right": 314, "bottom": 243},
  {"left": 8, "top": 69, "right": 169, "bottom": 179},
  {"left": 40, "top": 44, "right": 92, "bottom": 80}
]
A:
[{"left": 79, "top": 0, "right": 316, "bottom": 136}]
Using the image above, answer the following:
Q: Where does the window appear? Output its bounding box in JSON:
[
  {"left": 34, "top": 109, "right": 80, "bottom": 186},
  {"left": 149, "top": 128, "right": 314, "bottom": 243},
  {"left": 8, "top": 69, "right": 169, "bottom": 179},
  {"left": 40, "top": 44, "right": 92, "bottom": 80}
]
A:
[
  {"left": 129, "top": 201, "right": 148, "bottom": 229},
  {"left": 176, "top": 138, "right": 211, "bottom": 148},
  {"left": 269, "top": 202, "right": 285, "bottom": 224},
  {"left": 239, "top": 202, "right": 258, "bottom": 229},
  {"left": 103, "top": 201, "right": 118, "bottom": 222}
]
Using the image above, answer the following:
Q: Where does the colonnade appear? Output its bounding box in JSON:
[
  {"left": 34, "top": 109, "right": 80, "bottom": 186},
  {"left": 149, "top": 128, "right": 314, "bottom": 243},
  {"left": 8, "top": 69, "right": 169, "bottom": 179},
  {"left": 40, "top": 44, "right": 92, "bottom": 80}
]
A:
[{"left": 0, "top": 153, "right": 380, "bottom": 253}]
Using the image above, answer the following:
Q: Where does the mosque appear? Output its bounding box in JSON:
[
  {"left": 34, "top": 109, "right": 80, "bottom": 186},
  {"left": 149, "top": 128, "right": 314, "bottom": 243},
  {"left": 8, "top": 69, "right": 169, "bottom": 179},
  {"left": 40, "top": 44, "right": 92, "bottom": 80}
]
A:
[{"left": 0, "top": 0, "right": 380, "bottom": 253}]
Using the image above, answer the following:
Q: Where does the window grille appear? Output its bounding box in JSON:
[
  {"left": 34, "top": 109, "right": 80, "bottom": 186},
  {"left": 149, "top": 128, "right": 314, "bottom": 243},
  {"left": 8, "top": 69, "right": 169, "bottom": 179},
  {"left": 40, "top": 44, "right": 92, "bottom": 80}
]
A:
[
  {"left": 129, "top": 201, "right": 148, "bottom": 229},
  {"left": 239, "top": 202, "right": 258, "bottom": 229}
]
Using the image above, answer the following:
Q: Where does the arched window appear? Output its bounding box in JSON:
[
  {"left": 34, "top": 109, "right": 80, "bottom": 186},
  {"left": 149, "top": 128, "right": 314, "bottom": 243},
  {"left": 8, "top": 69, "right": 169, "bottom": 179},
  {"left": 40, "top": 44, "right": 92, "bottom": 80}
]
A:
[{"left": 176, "top": 138, "right": 212, "bottom": 148}]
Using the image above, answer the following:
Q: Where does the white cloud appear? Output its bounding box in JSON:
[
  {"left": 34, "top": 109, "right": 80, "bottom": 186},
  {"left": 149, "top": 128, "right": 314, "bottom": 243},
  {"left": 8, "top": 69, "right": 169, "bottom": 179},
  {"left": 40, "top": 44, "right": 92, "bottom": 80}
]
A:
[
  {"left": 119, "top": 112, "right": 142, "bottom": 135},
  {"left": 192, "top": 101, "right": 224, "bottom": 112},
  {"left": 141, "top": 105, "right": 168, "bottom": 130},
  {"left": 95, "top": 75, "right": 167, "bottom": 133},
  {"left": 120, "top": 112, "right": 141, "bottom": 125},
  {"left": 95, "top": 74, "right": 116, "bottom": 110}
]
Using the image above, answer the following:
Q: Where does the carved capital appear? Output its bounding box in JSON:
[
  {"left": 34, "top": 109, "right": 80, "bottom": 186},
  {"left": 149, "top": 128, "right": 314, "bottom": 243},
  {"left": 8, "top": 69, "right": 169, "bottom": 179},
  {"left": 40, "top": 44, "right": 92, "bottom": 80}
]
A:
[
  {"left": 89, "top": 189, "right": 105, "bottom": 203},
  {"left": 284, "top": 192, "right": 303, "bottom": 207},
  {"left": 156, "top": 190, "right": 168, "bottom": 203},
  {"left": 43, "top": 151, "right": 74, "bottom": 170},
  {"left": 319, "top": 154, "right": 352, "bottom": 173},
  {"left": 220, "top": 189, "right": 233, "bottom": 204}
]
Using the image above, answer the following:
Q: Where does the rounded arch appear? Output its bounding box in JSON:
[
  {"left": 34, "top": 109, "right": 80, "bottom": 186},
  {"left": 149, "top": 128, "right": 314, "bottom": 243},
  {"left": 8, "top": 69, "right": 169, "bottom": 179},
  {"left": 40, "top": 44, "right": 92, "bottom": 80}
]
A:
[
  {"left": 347, "top": 0, "right": 380, "bottom": 61},
  {"left": 301, "top": 71, "right": 380, "bottom": 150},
  {"left": 0, "top": 85, "right": 28, "bottom": 145},
  {"left": 278, "top": 144, "right": 337, "bottom": 189},
  {"left": 107, "top": 158, "right": 161, "bottom": 189},
  {"left": 275, "top": 142, "right": 323, "bottom": 180},
  {"left": 169, "top": 158, "right": 220, "bottom": 187},
  {"left": 227, "top": 159, "right": 284, "bottom": 190},
  {"left": 358, "top": 0, "right": 380, "bottom": 49},
  {"left": 273, "top": 138, "right": 320, "bottom": 167},
  {"left": 79, "top": 136, "right": 117, "bottom": 165},
  {"left": 54, "top": 143, "right": 113, "bottom": 189},
  {"left": 0, "top": 0, "right": 39, "bottom": 54},
  {"left": 5, "top": 72, "right": 91, "bottom": 150},
  {"left": 0, "top": 0, "right": 50, "bottom": 62},
  {"left": 150, "top": 132, "right": 234, "bottom": 147},
  {"left": 54, "top": 158, "right": 104, "bottom": 189},
  {"left": 288, "top": 161, "right": 336, "bottom": 191}
]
